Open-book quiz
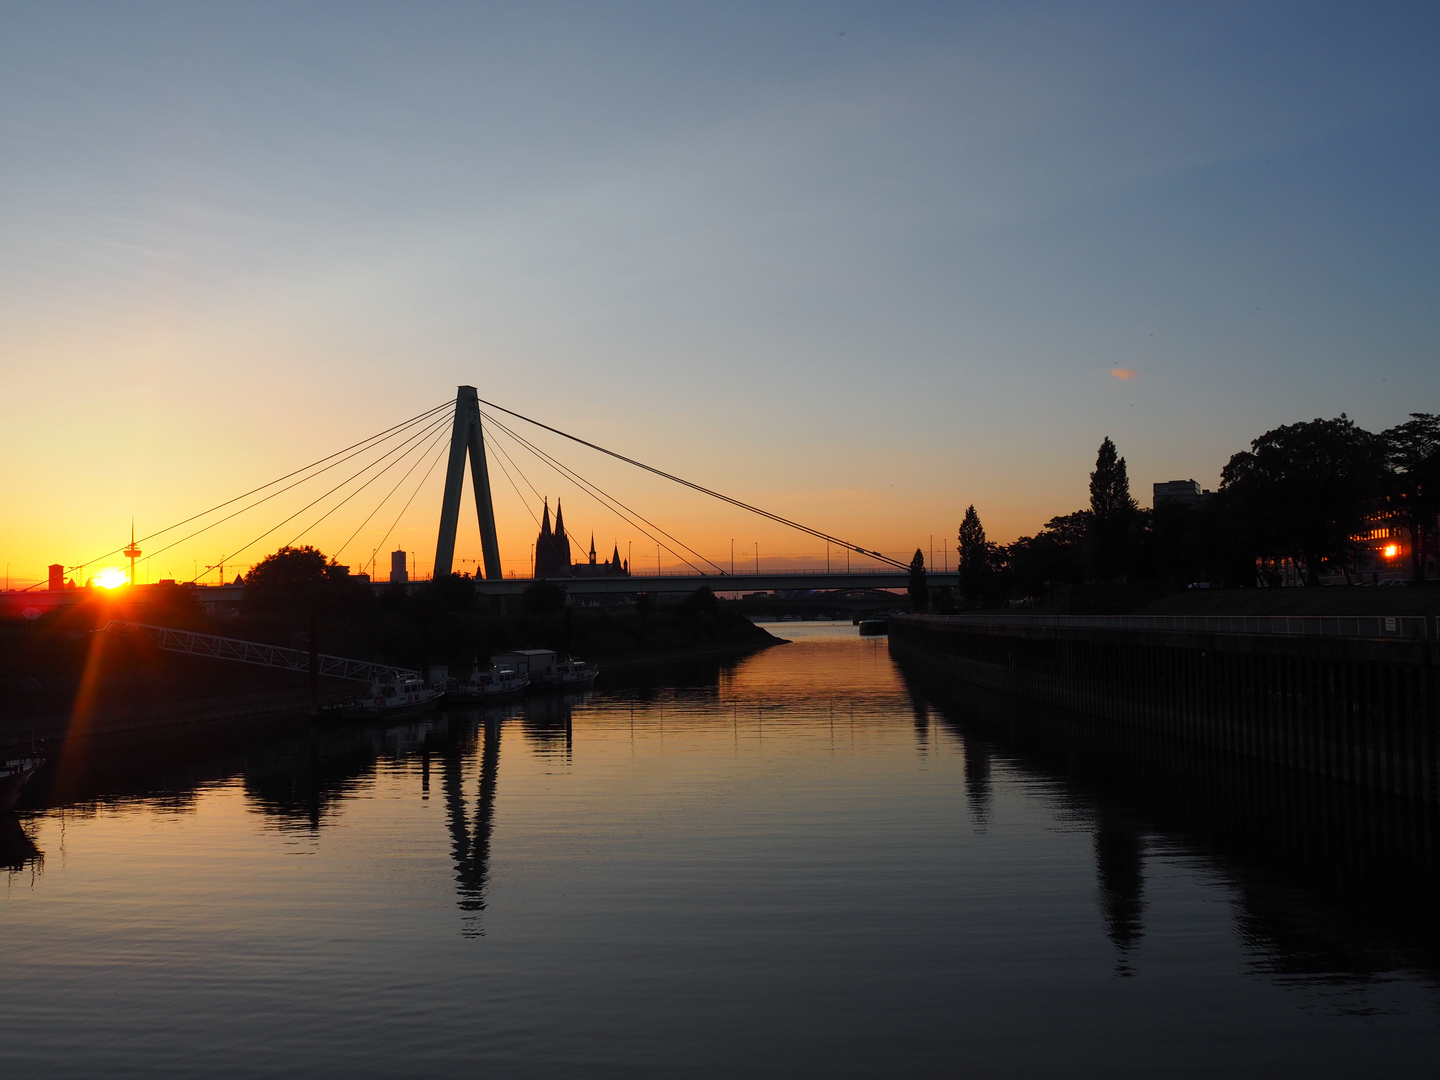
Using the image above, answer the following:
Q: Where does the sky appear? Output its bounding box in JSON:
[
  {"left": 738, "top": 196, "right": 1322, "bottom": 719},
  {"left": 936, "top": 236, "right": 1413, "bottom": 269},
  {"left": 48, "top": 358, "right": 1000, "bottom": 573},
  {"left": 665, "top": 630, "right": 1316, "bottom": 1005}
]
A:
[{"left": 2, "top": 1, "right": 1438, "bottom": 585}]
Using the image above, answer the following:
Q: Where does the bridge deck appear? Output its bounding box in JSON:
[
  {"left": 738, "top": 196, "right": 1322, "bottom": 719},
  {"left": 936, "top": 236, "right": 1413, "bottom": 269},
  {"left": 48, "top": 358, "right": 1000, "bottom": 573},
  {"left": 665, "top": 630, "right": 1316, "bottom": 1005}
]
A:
[{"left": 470, "top": 571, "right": 959, "bottom": 595}]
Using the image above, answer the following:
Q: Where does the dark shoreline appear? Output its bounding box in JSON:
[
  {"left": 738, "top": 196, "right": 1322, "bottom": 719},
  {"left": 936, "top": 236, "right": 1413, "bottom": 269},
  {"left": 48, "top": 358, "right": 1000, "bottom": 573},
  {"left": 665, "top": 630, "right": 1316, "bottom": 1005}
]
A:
[{"left": 0, "top": 634, "right": 787, "bottom": 752}]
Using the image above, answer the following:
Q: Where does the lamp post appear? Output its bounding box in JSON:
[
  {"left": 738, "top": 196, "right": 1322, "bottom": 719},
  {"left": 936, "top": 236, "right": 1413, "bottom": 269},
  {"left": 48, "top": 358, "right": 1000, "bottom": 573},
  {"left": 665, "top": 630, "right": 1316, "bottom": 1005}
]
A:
[{"left": 731, "top": 539, "right": 734, "bottom": 576}]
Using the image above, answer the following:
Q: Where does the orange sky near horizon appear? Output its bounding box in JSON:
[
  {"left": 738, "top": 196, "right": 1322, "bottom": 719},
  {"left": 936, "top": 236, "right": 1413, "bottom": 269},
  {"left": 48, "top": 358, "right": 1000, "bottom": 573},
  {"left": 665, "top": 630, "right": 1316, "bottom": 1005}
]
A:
[{"left": 1, "top": 384, "right": 1101, "bottom": 588}]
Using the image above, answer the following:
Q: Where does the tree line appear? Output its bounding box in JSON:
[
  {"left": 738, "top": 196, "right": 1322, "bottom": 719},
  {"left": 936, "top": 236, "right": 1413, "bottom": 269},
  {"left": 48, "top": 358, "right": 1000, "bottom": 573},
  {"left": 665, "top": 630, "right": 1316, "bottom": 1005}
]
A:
[{"left": 948, "top": 412, "right": 1439, "bottom": 605}]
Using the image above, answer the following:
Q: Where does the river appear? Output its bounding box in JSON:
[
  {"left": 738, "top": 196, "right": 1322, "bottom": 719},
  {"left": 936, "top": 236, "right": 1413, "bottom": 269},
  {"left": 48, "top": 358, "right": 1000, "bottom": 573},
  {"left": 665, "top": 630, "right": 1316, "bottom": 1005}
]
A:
[{"left": 3, "top": 622, "right": 1438, "bottom": 1076}]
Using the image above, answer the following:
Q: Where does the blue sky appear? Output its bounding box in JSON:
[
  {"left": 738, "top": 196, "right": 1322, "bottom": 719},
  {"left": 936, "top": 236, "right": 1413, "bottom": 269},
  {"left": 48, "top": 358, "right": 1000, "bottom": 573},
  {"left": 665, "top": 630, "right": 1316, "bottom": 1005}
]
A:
[{"left": 3, "top": 2, "right": 1438, "bottom": 580}]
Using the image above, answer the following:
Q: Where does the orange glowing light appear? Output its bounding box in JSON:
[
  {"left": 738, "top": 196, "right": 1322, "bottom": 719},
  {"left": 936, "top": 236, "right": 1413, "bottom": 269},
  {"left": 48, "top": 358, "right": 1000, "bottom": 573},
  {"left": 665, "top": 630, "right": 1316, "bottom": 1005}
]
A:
[
  {"left": 95, "top": 567, "right": 128, "bottom": 589},
  {"left": 1383, "top": 544, "right": 1399, "bottom": 559}
]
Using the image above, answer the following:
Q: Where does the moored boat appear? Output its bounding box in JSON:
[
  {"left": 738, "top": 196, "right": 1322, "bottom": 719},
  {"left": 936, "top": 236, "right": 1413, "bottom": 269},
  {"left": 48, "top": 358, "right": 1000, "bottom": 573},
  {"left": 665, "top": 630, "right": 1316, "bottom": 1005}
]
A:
[
  {"left": 445, "top": 662, "right": 530, "bottom": 703},
  {"left": 321, "top": 676, "right": 442, "bottom": 720},
  {"left": 857, "top": 615, "right": 889, "bottom": 636},
  {"left": 533, "top": 657, "right": 599, "bottom": 691},
  {"left": 0, "top": 755, "right": 45, "bottom": 812}
]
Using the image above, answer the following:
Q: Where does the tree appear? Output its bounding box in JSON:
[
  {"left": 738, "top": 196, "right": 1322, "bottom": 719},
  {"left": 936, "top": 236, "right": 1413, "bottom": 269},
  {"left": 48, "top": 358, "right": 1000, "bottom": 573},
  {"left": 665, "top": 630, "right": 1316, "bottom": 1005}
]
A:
[
  {"left": 1193, "top": 485, "right": 1266, "bottom": 588},
  {"left": 957, "top": 505, "right": 991, "bottom": 607},
  {"left": 1219, "top": 415, "right": 1386, "bottom": 585},
  {"left": 1382, "top": 413, "right": 1440, "bottom": 582},
  {"left": 681, "top": 585, "right": 718, "bottom": 617},
  {"left": 242, "top": 545, "right": 362, "bottom": 617},
  {"left": 907, "top": 548, "right": 928, "bottom": 612},
  {"left": 429, "top": 572, "right": 478, "bottom": 613},
  {"left": 1005, "top": 511, "right": 1090, "bottom": 600},
  {"left": 1088, "top": 437, "right": 1137, "bottom": 581}
]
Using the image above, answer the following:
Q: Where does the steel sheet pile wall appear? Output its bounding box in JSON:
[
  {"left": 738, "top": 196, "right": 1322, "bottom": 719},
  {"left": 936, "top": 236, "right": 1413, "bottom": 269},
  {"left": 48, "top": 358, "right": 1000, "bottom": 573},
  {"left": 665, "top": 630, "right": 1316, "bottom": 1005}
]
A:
[{"left": 890, "top": 615, "right": 1439, "bottom": 803}]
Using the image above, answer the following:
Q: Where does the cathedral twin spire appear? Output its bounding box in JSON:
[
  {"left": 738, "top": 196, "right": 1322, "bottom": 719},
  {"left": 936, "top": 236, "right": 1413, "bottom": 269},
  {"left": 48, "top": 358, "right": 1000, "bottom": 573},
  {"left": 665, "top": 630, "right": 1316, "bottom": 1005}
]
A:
[
  {"left": 531, "top": 497, "right": 629, "bottom": 578},
  {"left": 534, "top": 497, "right": 573, "bottom": 577}
]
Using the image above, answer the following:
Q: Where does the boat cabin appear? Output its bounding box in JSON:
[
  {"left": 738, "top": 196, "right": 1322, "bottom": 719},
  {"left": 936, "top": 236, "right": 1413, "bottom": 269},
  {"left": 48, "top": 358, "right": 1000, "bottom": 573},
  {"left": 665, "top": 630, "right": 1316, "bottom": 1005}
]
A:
[{"left": 490, "top": 649, "right": 557, "bottom": 676}]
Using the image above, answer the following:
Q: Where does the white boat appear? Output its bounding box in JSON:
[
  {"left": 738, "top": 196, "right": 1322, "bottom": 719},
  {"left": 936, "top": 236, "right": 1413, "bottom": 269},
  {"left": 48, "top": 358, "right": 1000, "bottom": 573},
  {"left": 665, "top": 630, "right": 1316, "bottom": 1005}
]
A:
[
  {"left": 0, "top": 755, "right": 44, "bottom": 812},
  {"left": 322, "top": 676, "right": 442, "bottom": 720},
  {"left": 446, "top": 662, "right": 530, "bottom": 703},
  {"left": 534, "top": 657, "right": 599, "bottom": 691}
]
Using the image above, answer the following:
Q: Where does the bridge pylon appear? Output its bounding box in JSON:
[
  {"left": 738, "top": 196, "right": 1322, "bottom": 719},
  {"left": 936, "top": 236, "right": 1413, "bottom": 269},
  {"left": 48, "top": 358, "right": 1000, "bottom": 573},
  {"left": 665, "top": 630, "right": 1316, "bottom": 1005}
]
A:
[{"left": 434, "top": 385, "right": 503, "bottom": 580}]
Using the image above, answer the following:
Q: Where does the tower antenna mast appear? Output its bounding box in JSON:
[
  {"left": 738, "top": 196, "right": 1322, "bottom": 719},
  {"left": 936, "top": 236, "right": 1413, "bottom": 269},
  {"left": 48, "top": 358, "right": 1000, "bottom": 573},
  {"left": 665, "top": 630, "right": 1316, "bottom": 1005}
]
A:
[{"left": 123, "top": 519, "right": 142, "bottom": 586}]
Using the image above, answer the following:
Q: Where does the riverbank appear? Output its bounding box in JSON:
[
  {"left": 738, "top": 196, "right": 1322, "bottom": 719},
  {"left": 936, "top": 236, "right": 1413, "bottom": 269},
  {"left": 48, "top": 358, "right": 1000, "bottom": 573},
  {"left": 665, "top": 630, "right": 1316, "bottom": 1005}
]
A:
[
  {"left": 956, "top": 582, "right": 1440, "bottom": 618},
  {"left": 0, "top": 622, "right": 785, "bottom": 752},
  {"left": 889, "top": 612, "right": 1439, "bottom": 803}
]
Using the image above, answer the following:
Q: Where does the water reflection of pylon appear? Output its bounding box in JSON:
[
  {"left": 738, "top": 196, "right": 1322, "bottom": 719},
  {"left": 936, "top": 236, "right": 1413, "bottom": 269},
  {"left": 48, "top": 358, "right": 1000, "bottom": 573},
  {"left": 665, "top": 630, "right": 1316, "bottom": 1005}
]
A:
[
  {"left": 123, "top": 519, "right": 141, "bottom": 586},
  {"left": 445, "top": 716, "right": 502, "bottom": 937}
]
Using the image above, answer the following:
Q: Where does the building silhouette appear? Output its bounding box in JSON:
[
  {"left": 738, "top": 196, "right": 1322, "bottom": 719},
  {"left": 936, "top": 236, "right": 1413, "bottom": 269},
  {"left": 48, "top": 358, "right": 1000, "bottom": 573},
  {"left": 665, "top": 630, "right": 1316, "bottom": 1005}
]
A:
[{"left": 532, "top": 498, "right": 628, "bottom": 578}]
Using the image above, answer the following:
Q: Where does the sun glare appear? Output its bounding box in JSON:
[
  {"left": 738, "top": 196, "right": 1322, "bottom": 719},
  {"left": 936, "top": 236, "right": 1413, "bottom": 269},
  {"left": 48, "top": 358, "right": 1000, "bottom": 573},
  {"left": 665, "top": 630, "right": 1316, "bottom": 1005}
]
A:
[
  {"left": 1383, "top": 544, "right": 1399, "bottom": 559},
  {"left": 95, "top": 567, "right": 129, "bottom": 589}
]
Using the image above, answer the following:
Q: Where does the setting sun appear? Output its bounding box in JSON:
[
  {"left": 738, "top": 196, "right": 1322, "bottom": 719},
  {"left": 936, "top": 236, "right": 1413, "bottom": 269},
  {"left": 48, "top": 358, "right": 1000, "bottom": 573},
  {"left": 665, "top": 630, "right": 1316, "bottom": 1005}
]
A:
[{"left": 94, "top": 567, "right": 128, "bottom": 589}]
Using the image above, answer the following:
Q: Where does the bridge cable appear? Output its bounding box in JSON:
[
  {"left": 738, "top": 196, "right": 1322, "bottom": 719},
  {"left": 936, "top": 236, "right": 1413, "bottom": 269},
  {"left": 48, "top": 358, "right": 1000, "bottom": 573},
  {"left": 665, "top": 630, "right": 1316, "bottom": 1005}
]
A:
[
  {"left": 191, "top": 412, "right": 454, "bottom": 582},
  {"left": 486, "top": 426, "right": 656, "bottom": 567},
  {"left": 482, "top": 430, "right": 545, "bottom": 530},
  {"left": 155, "top": 410, "right": 452, "bottom": 578},
  {"left": 484, "top": 426, "right": 701, "bottom": 576},
  {"left": 333, "top": 423, "right": 455, "bottom": 565},
  {"left": 481, "top": 412, "right": 719, "bottom": 575},
  {"left": 68, "top": 400, "right": 451, "bottom": 574},
  {"left": 366, "top": 434, "right": 452, "bottom": 575},
  {"left": 483, "top": 417, "right": 716, "bottom": 575},
  {"left": 475, "top": 397, "right": 907, "bottom": 570},
  {"left": 198, "top": 414, "right": 452, "bottom": 580},
  {"left": 280, "top": 415, "right": 454, "bottom": 552}
]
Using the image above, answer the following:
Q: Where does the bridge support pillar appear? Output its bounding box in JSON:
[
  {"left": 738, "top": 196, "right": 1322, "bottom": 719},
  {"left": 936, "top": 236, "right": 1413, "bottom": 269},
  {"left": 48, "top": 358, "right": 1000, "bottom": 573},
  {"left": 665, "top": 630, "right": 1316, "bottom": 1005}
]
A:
[{"left": 434, "top": 385, "right": 503, "bottom": 580}]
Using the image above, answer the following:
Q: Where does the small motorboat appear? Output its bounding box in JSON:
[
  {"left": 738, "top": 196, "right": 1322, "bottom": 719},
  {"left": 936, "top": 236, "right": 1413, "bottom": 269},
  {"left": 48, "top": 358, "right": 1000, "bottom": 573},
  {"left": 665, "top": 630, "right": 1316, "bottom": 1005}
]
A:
[
  {"left": 857, "top": 615, "right": 889, "bottom": 636},
  {"left": 0, "top": 755, "right": 45, "bottom": 812},
  {"left": 445, "top": 662, "right": 530, "bottom": 704},
  {"left": 533, "top": 657, "right": 599, "bottom": 691},
  {"left": 321, "top": 676, "right": 442, "bottom": 720}
]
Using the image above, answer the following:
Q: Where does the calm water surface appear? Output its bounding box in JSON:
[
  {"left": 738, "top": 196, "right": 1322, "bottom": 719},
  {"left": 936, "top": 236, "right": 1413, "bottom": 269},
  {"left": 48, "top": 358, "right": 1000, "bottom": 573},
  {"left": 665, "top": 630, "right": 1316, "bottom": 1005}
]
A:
[{"left": 3, "top": 623, "right": 1438, "bottom": 1076}]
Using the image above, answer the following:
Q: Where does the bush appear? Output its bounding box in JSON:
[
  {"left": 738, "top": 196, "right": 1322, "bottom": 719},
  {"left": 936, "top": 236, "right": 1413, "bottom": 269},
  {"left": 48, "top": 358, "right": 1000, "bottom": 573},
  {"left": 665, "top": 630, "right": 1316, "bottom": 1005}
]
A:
[{"left": 681, "top": 586, "right": 718, "bottom": 617}]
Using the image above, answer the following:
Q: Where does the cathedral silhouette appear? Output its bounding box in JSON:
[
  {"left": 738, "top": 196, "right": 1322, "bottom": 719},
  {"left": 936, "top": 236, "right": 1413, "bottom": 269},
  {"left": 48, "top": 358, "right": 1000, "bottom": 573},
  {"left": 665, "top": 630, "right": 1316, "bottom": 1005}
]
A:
[{"left": 533, "top": 498, "right": 629, "bottom": 578}]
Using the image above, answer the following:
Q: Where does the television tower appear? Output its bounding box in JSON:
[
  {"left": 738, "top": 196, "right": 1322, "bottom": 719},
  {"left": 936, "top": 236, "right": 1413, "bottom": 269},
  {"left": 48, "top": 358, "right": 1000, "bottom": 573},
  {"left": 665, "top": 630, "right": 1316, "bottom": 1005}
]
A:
[{"left": 123, "top": 520, "right": 141, "bottom": 586}]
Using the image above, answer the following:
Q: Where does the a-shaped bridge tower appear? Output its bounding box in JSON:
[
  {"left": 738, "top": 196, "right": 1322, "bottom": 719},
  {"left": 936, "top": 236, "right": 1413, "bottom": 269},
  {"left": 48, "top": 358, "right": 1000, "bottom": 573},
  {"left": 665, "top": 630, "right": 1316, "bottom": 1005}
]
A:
[{"left": 433, "top": 385, "right": 503, "bottom": 580}]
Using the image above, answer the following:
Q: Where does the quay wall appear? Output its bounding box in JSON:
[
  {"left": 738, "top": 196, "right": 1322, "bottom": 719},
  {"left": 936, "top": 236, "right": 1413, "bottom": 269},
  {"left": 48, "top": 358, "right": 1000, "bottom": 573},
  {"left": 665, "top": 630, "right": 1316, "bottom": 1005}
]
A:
[{"left": 889, "top": 614, "right": 1440, "bottom": 804}]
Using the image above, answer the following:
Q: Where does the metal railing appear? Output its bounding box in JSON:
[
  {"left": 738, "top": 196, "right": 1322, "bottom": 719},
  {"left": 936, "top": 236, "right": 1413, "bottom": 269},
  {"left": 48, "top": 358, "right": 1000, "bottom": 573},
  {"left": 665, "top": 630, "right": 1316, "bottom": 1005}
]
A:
[
  {"left": 102, "top": 621, "right": 418, "bottom": 681},
  {"left": 898, "top": 613, "right": 1432, "bottom": 640}
]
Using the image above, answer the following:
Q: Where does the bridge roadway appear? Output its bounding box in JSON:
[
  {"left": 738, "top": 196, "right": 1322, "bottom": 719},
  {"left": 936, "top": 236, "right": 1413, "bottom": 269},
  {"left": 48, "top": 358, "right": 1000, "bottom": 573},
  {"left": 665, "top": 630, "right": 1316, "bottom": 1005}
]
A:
[
  {"left": 67, "top": 571, "right": 959, "bottom": 616},
  {"left": 470, "top": 570, "right": 960, "bottom": 596}
]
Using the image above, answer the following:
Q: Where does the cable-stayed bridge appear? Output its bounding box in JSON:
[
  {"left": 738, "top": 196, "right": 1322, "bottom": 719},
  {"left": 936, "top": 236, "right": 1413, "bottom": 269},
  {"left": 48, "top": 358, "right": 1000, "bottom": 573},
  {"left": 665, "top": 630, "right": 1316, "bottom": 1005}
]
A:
[{"left": 56, "top": 385, "right": 957, "bottom": 596}]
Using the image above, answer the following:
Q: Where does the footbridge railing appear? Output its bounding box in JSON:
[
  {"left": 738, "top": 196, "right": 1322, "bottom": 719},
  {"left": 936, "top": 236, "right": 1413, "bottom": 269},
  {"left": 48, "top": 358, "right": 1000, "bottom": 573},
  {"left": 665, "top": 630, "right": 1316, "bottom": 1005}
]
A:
[
  {"left": 102, "top": 621, "right": 417, "bottom": 681},
  {"left": 898, "top": 613, "right": 1432, "bottom": 641}
]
